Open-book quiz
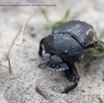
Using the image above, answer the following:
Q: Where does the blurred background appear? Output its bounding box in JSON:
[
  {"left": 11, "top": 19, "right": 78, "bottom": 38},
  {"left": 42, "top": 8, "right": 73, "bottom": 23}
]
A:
[{"left": 0, "top": 0, "right": 104, "bottom": 103}]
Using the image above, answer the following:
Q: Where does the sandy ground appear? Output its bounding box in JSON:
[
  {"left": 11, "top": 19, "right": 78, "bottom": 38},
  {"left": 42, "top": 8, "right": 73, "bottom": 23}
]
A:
[{"left": 0, "top": 0, "right": 104, "bottom": 103}]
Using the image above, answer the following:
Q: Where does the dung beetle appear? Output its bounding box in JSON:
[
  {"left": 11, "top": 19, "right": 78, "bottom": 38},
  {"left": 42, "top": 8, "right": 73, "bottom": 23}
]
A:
[{"left": 38, "top": 20, "right": 98, "bottom": 93}]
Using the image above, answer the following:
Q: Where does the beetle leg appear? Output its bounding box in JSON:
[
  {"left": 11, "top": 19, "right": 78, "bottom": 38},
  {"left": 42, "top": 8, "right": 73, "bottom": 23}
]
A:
[
  {"left": 84, "top": 41, "right": 98, "bottom": 49},
  {"left": 38, "top": 38, "right": 45, "bottom": 57},
  {"left": 62, "top": 64, "right": 80, "bottom": 93}
]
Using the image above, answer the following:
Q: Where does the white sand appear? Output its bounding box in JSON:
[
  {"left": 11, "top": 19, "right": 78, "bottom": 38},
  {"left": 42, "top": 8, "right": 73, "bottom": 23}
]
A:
[{"left": 0, "top": 0, "right": 104, "bottom": 103}]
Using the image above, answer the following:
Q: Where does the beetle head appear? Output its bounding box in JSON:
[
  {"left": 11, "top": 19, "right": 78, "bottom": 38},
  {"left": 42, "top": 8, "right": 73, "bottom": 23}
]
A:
[{"left": 42, "top": 55, "right": 69, "bottom": 71}]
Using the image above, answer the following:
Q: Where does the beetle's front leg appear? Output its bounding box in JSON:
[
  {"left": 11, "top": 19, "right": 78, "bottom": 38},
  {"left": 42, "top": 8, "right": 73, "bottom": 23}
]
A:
[
  {"left": 38, "top": 38, "right": 46, "bottom": 57},
  {"left": 62, "top": 64, "right": 80, "bottom": 93}
]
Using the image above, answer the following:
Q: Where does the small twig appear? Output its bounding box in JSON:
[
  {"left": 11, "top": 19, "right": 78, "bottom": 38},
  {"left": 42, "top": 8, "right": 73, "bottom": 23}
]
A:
[
  {"left": 3, "top": 25, "right": 24, "bottom": 74},
  {"left": 0, "top": 8, "right": 39, "bottom": 74},
  {"left": 16, "top": 8, "right": 39, "bottom": 45},
  {"left": 15, "top": 24, "right": 25, "bottom": 45},
  {"left": 5, "top": 55, "right": 12, "bottom": 74},
  {"left": 7, "top": 25, "right": 23, "bottom": 56},
  {"left": 0, "top": 25, "right": 22, "bottom": 74},
  {"left": 35, "top": 84, "right": 52, "bottom": 103},
  {"left": 5, "top": 9, "right": 38, "bottom": 73},
  {"left": 0, "top": 57, "right": 12, "bottom": 74}
]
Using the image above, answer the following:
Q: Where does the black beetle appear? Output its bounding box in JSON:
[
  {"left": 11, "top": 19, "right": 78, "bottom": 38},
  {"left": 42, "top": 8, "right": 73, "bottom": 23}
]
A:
[{"left": 38, "top": 20, "right": 97, "bottom": 93}]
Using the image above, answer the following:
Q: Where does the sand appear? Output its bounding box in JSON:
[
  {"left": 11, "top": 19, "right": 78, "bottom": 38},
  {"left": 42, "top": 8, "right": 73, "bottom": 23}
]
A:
[{"left": 0, "top": 0, "right": 104, "bottom": 103}]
